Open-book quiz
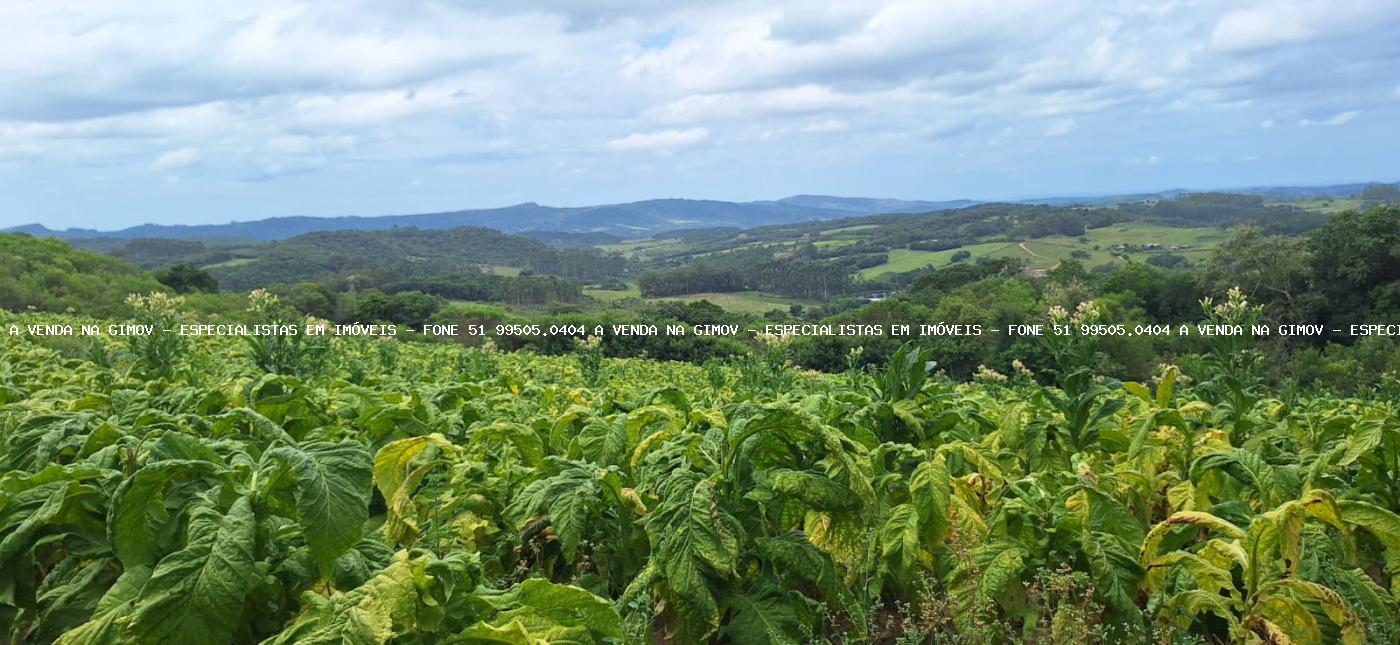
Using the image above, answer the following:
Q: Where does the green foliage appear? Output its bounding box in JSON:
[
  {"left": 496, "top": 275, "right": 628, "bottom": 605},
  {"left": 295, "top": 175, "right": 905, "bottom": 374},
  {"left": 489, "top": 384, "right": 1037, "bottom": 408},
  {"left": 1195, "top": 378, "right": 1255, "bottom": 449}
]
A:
[
  {"left": 121, "top": 292, "right": 189, "bottom": 379},
  {"left": 0, "top": 234, "right": 169, "bottom": 316},
  {"left": 153, "top": 264, "right": 219, "bottom": 294},
  {"left": 1, "top": 306, "right": 1398, "bottom": 644},
  {"left": 243, "top": 289, "right": 331, "bottom": 378}
]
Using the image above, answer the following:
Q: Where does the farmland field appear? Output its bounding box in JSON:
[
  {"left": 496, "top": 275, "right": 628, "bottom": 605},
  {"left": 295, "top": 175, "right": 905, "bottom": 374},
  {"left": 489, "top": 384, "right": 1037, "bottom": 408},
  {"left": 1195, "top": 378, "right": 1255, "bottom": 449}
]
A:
[
  {"left": 651, "top": 290, "right": 815, "bottom": 314},
  {"left": 584, "top": 285, "right": 642, "bottom": 303},
  {"left": 3, "top": 291, "right": 1397, "bottom": 644},
  {"left": 855, "top": 225, "right": 1233, "bottom": 278},
  {"left": 857, "top": 243, "right": 1018, "bottom": 278}
]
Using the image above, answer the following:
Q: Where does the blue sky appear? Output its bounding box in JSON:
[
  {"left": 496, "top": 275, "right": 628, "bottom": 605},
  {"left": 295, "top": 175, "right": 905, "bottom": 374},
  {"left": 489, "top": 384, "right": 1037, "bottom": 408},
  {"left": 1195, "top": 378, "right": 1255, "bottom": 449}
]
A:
[{"left": 2, "top": 0, "right": 1399, "bottom": 230}]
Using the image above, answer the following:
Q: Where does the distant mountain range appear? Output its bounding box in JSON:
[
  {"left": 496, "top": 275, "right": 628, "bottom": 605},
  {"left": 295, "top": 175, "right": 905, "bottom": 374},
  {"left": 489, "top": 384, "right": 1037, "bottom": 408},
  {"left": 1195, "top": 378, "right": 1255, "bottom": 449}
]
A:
[{"left": 4, "top": 183, "right": 1381, "bottom": 241}]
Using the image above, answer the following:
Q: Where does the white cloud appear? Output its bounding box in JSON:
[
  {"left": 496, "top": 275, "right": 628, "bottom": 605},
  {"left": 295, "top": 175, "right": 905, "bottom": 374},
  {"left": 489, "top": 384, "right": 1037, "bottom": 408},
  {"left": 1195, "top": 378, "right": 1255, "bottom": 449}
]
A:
[
  {"left": 1210, "top": 1, "right": 1400, "bottom": 53},
  {"left": 1126, "top": 154, "right": 1160, "bottom": 165},
  {"left": 1299, "top": 110, "right": 1360, "bottom": 127},
  {"left": 1044, "top": 118, "right": 1075, "bottom": 136},
  {"left": 2, "top": 0, "right": 1400, "bottom": 228},
  {"left": 151, "top": 147, "right": 201, "bottom": 170},
  {"left": 802, "top": 119, "right": 849, "bottom": 133},
  {"left": 1210, "top": 6, "right": 1314, "bottom": 53},
  {"left": 649, "top": 85, "right": 859, "bottom": 123},
  {"left": 606, "top": 127, "right": 709, "bottom": 151}
]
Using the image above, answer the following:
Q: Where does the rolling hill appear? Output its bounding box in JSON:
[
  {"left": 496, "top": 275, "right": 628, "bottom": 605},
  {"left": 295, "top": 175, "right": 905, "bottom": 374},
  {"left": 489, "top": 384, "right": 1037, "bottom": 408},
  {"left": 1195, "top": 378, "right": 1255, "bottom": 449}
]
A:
[{"left": 6, "top": 197, "right": 948, "bottom": 241}]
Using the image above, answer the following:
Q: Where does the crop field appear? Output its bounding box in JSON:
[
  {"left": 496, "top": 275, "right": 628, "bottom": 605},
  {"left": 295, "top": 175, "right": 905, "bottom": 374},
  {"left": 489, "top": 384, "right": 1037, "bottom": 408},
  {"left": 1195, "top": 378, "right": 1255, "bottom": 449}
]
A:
[
  {"left": 857, "top": 244, "right": 1018, "bottom": 278},
  {"left": 483, "top": 265, "right": 524, "bottom": 277},
  {"left": 819, "top": 224, "right": 881, "bottom": 236},
  {"left": 1069, "top": 224, "right": 1233, "bottom": 249},
  {"left": 650, "top": 290, "right": 814, "bottom": 314},
  {"left": 199, "top": 257, "right": 258, "bottom": 269},
  {"left": 584, "top": 285, "right": 643, "bottom": 303},
  {"left": 855, "top": 225, "right": 1234, "bottom": 278},
  {"left": 596, "top": 238, "right": 692, "bottom": 261},
  {"left": 3, "top": 292, "right": 1397, "bottom": 644},
  {"left": 1282, "top": 198, "right": 1367, "bottom": 214}
]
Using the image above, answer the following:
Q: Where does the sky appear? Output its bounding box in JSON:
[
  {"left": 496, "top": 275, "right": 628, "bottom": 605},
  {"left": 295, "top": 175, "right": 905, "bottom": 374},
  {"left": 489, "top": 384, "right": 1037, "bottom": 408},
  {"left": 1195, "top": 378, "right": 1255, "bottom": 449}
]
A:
[{"left": 2, "top": 0, "right": 1399, "bottom": 230}]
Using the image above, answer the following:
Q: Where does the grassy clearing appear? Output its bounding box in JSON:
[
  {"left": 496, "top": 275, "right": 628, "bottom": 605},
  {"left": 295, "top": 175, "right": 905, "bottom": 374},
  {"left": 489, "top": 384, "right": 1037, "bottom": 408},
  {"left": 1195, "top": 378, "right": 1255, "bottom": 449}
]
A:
[
  {"left": 201, "top": 257, "right": 257, "bottom": 269},
  {"left": 819, "top": 224, "right": 879, "bottom": 236},
  {"left": 596, "top": 238, "right": 689, "bottom": 260},
  {"left": 584, "top": 286, "right": 641, "bottom": 303},
  {"left": 813, "top": 238, "right": 860, "bottom": 249},
  {"left": 483, "top": 265, "right": 523, "bottom": 276},
  {"left": 854, "top": 224, "right": 1235, "bottom": 278},
  {"left": 1281, "top": 198, "right": 1366, "bottom": 213},
  {"left": 651, "top": 291, "right": 815, "bottom": 314},
  {"left": 1068, "top": 224, "right": 1233, "bottom": 248},
  {"left": 857, "top": 243, "right": 1014, "bottom": 278}
]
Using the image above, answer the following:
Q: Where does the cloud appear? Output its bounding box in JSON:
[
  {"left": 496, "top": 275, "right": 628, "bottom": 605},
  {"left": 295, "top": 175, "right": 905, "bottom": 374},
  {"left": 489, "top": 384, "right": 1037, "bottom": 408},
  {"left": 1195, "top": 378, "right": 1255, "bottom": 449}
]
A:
[
  {"left": 151, "top": 147, "right": 201, "bottom": 170},
  {"left": 2, "top": 0, "right": 1400, "bottom": 228},
  {"left": 1299, "top": 110, "right": 1360, "bottom": 127},
  {"left": 1210, "top": 1, "right": 1400, "bottom": 53},
  {"left": 648, "top": 85, "right": 860, "bottom": 123},
  {"left": 606, "top": 127, "right": 709, "bottom": 151},
  {"left": 802, "top": 119, "right": 849, "bottom": 133},
  {"left": 1044, "top": 118, "right": 1075, "bottom": 136},
  {"left": 1126, "top": 154, "right": 1160, "bottom": 165},
  {"left": 1210, "top": 6, "right": 1314, "bottom": 53}
]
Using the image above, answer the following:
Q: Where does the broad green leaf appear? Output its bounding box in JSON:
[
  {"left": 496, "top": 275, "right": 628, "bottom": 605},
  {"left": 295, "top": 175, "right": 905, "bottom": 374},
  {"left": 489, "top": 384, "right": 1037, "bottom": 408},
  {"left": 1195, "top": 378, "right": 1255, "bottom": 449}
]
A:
[
  {"left": 477, "top": 578, "right": 621, "bottom": 642},
  {"left": 446, "top": 620, "right": 594, "bottom": 644},
  {"left": 1262, "top": 579, "right": 1367, "bottom": 645},
  {"left": 1254, "top": 594, "right": 1322, "bottom": 644},
  {"left": 577, "top": 418, "right": 627, "bottom": 467},
  {"left": 1081, "top": 530, "right": 1143, "bottom": 620},
  {"left": 55, "top": 565, "right": 152, "bottom": 645},
  {"left": 1159, "top": 589, "right": 1241, "bottom": 633},
  {"left": 1146, "top": 551, "right": 1233, "bottom": 597},
  {"left": 122, "top": 497, "right": 257, "bottom": 644},
  {"left": 373, "top": 434, "right": 453, "bottom": 546},
  {"left": 1141, "top": 511, "right": 1246, "bottom": 567},
  {"left": 0, "top": 482, "right": 78, "bottom": 569},
  {"left": 643, "top": 476, "right": 742, "bottom": 641},
  {"left": 269, "top": 550, "right": 483, "bottom": 645},
  {"left": 910, "top": 454, "right": 950, "bottom": 544},
  {"left": 372, "top": 433, "right": 453, "bottom": 502},
  {"left": 1123, "top": 381, "right": 1152, "bottom": 404},
  {"left": 1339, "top": 500, "right": 1400, "bottom": 549},
  {"left": 768, "top": 468, "right": 858, "bottom": 512},
  {"left": 470, "top": 422, "right": 544, "bottom": 466},
  {"left": 978, "top": 540, "right": 1027, "bottom": 601},
  {"left": 1190, "top": 449, "right": 1293, "bottom": 507},
  {"left": 880, "top": 503, "right": 923, "bottom": 574},
  {"left": 505, "top": 458, "right": 606, "bottom": 561},
  {"left": 721, "top": 582, "right": 803, "bottom": 645},
  {"left": 754, "top": 532, "right": 843, "bottom": 603},
  {"left": 265, "top": 441, "right": 373, "bottom": 575},
  {"left": 108, "top": 459, "right": 222, "bottom": 567}
]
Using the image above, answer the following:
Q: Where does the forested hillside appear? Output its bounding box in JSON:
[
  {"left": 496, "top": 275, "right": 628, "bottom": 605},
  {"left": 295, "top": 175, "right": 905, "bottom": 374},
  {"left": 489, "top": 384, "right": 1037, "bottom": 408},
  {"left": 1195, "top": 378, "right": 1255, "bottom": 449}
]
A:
[
  {"left": 206, "top": 227, "right": 627, "bottom": 290},
  {"left": 3, "top": 199, "right": 1399, "bottom": 394},
  {"left": 0, "top": 235, "right": 169, "bottom": 316}
]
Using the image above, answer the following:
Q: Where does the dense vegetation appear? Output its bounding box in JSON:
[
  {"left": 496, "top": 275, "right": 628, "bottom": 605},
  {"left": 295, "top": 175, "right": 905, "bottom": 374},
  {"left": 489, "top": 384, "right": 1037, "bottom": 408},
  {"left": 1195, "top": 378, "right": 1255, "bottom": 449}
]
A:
[
  {"left": 205, "top": 227, "right": 626, "bottom": 291},
  {"left": 2, "top": 284, "right": 1399, "bottom": 643},
  {"left": 0, "top": 235, "right": 169, "bottom": 317},
  {"left": 4, "top": 202, "right": 1400, "bottom": 395}
]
